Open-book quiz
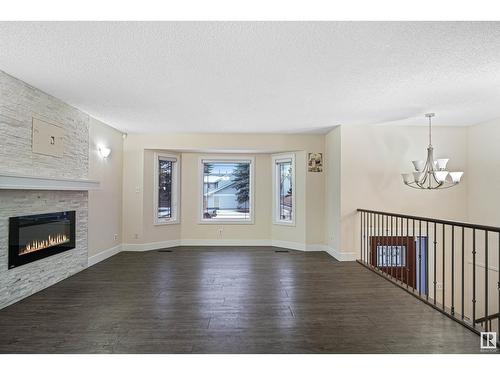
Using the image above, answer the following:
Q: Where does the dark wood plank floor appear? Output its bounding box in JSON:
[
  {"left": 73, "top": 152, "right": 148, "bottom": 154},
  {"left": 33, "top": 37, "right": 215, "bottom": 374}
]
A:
[{"left": 0, "top": 247, "right": 482, "bottom": 353}]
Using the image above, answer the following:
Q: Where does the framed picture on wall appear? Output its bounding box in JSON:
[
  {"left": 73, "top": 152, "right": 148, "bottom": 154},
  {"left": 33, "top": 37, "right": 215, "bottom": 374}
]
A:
[{"left": 308, "top": 152, "right": 323, "bottom": 172}]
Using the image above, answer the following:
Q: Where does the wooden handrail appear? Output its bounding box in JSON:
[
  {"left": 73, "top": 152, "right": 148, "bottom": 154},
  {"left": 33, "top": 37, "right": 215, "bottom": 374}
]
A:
[
  {"left": 357, "top": 208, "right": 500, "bottom": 233},
  {"left": 475, "top": 312, "right": 500, "bottom": 324}
]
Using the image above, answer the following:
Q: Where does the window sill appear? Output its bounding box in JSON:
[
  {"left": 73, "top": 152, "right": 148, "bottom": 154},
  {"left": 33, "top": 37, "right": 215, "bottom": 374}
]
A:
[
  {"left": 273, "top": 220, "right": 295, "bottom": 227},
  {"left": 154, "top": 219, "right": 180, "bottom": 226},
  {"left": 198, "top": 220, "right": 254, "bottom": 225}
]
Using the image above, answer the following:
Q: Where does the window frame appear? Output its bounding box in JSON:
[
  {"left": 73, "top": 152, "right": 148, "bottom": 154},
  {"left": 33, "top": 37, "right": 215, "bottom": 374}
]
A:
[
  {"left": 272, "top": 153, "right": 296, "bottom": 226},
  {"left": 153, "top": 152, "right": 180, "bottom": 225},
  {"left": 198, "top": 155, "right": 255, "bottom": 225}
]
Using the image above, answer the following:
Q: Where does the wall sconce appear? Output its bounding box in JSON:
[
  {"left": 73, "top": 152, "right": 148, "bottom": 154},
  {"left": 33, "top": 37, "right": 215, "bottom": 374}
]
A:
[{"left": 98, "top": 145, "right": 111, "bottom": 158}]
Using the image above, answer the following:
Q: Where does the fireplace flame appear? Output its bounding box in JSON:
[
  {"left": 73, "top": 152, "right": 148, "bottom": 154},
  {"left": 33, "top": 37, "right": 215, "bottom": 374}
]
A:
[{"left": 20, "top": 233, "right": 70, "bottom": 255}]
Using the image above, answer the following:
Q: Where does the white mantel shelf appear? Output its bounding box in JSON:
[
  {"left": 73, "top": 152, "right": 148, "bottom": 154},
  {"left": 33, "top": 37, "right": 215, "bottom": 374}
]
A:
[{"left": 0, "top": 173, "right": 100, "bottom": 191}]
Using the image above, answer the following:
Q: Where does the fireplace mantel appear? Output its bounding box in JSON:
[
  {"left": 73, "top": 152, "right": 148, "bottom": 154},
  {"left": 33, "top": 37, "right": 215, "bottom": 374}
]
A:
[{"left": 0, "top": 173, "right": 100, "bottom": 191}]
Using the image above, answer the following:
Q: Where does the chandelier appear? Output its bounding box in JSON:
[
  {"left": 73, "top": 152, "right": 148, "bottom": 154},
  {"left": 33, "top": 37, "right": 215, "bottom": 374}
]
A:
[{"left": 402, "top": 113, "right": 463, "bottom": 190}]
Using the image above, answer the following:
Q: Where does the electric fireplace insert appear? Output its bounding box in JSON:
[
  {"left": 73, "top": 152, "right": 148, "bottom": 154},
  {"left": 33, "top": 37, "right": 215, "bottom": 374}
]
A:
[{"left": 8, "top": 211, "right": 76, "bottom": 269}]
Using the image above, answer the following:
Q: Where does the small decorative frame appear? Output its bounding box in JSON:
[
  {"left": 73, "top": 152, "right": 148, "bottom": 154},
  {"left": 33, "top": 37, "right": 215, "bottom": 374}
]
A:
[{"left": 307, "top": 152, "right": 323, "bottom": 172}]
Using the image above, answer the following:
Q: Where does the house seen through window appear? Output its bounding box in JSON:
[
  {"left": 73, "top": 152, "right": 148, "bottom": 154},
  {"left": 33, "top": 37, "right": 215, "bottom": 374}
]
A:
[
  {"left": 273, "top": 153, "right": 295, "bottom": 225},
  {"left": 202, "top": 160, "right": 252, "bottom": 221},
  {"left": 277, "top": 160, "right": 293, "bottom": 221},
  {"left": 158, "top": 159, "right": 173, "bottom": 219},
  {"left": 155, "top": 153, "right": 179, "bottom": 224}
]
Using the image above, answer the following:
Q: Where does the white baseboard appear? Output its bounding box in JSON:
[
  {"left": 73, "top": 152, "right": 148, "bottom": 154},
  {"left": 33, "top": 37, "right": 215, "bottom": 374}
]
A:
[
  {"left": 181, "top": 239, "right": 270, "bottom": 247},
  {"left": 122, "top": 239, "right": 181, "bottom": 251},
  {"left": 324, "top": 246, "right": 358, "bottom": 262},
  {"left": 116, "top": 239, "right": 358, "bottom": 261},
  {"left": 87, "top": 244, "right": 122, "bottom": 267},
  {"left": 305, "top": 243, "right": 329, "bottom": 252},
  {"left": 271, "top": 240, "right": 306, "bottom": 251}
]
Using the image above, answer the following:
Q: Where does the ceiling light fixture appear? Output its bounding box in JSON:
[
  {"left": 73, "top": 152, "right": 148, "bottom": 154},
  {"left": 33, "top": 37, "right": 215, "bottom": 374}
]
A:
[{"left": 402, "top": 113, "right": 463, "bottom": 190}]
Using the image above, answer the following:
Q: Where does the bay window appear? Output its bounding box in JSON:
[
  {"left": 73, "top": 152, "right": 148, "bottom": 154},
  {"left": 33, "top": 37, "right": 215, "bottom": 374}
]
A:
[
  {"left": 199, "top": 157, "right": 254, "bottom": 223},
  {"left": 272, "top": 153, "right": 295, "bottom": 225},
  {"left": 154, "top": 152, "right": 180, "bottom": 224}
]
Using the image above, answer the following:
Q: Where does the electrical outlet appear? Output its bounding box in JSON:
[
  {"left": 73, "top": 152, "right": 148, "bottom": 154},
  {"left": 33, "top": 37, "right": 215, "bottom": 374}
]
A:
[
  {"left": 217, "top": 227, "right": 223, "bottom": 239},
  {"left": 114, "top": 234, "right": 118, "bottom": 241},
  {"left": 134, "top": 233, "right": 139, "bottom": 239}
]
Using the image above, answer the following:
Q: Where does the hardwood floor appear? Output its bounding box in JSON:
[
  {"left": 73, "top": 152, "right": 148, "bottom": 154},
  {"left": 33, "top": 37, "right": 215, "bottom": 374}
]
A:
[{"left": 0, "top": 246, "right": 482, "bottom": 353}]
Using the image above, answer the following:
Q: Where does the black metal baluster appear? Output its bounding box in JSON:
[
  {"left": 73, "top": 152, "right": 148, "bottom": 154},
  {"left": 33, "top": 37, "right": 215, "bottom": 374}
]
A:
[
  {"left": 484, "top": 231, "right": 488, "bottom": 332},
  {"left": 418, "top": 220, "right": 422, "bottom": 296},
  {"left": 406, "top": 218, "right": 409, "bottom": 289},
  {"left": 382, "top": 215, "right": 389, "bottom": 270},
  {"left": 433, "top": 222, "right": 437, "bottom": 305},
  {"left": 461, "top": 226, "right": 465, "bottom": 320},
  {"left": 390, "top": 216, "right": 394, "bottom": 279},
  {"left": 378, "top": 213, "right": 381, "bottom": 269},
  {"left": 366, "top": 212, "right": 369, "bottom": 265},
  {"left": 376, "top": 213, "right": 379, "bottom": 268},
  {"left": 364, "top": 212, "right": 367, "bottom": 264},
  {"left": 379, "top": 214, "right": 382, "bottom": 269},
  {"left": 400, "top": 217, "right": 404, "bottom": 283},
  {"left": 451, "top": 225, "right": 455, "bottom": 315},
  {"left": 426, "top": 221, "right": 429, "bottom": 300},
  {"left": 396, "top": 217, "right": 399, "bottom": 282},
  {"left": 386, "top": 215, "right": 389, "bottom": 275},
  {"left": 368, "top": 213, "right": 371, "bottom": 265},
  {"left": 367, "top": 211, "right": 370, "bottom": 264},
  {"left": 472, "top": 229, "right": 476, "bottom": 327},
  {"left": 360, "top": 211, "right": 364, "bottom": 262},
  {"left": 367, "top": 212, "right": 370, "bottom": 264},
  {"left": 442, "top": 224, "right": 446, "bottom": 311},
  {"left": 413, "top": 219, "right": 415, "bottom": 292}
]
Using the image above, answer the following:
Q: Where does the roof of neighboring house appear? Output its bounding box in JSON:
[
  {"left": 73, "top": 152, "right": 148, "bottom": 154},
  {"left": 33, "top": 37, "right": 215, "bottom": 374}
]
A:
[
  {"left": 206, "top": 180, "right": 236, "bottom": 196},
  {"left": 204, "top": 175, "right": 231, "bottom": 184}
]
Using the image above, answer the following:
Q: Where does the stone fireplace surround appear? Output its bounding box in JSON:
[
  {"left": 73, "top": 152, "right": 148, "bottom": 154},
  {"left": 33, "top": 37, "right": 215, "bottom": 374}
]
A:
[
  {"left": 0, "top": 191, "right": 88, "bottom": 309},
  {"left": 0, "top": 70, "right": 93, "bottom": 309}
]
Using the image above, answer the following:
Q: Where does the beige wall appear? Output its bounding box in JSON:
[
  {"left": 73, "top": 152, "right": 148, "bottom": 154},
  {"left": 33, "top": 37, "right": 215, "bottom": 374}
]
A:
[
  {"left": 465, "top": 118, "right": 499, "bottom": 327},
  {"left": 467, "top": 118, "right": 500, "bottom": 226},
  {"left": 88, "top": 117, "right": 124, "bottom": 257},
  {"left": 324, "top": 126, "right": 342, "bottom": 251},
  {"left": 325, "top": 125, "right": 469, "bottom": 258},
  {"left": 119, "top": 122, "right": 498, "bottom": 260},
  {"left": 180, "top": 152, "right": 272, "bottom": 241},
  {"left": 122, "top": 133, "right": 325, "bottom": 247}
]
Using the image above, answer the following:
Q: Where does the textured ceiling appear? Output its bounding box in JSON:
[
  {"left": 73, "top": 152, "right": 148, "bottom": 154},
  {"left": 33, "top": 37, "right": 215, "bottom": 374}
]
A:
[{"left": 1, "top": 22, "right": 500, "bottom": 134}]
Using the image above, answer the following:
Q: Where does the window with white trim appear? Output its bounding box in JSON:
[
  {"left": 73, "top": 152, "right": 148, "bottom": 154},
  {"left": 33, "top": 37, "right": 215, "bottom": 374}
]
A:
[
  {"left": 272, "top": 153, "right": 295, "bottom": 225},
  {"left": 200, "top": 157, "right": 254, "bottom": 223},
  {"left": 154, "top": 152, "right": 180, "bottom": 224}
]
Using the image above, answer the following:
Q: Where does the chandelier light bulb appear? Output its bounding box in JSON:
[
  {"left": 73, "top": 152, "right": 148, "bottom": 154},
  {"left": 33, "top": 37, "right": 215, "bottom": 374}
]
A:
[
  {"left": 449, "top": 171, "right": 464, "bottom": 184},
  {"left": 401, "top": 173, "right": 411, "bottom": 184},
  {"left": 412, "top": 160, "right": 425, "bottom": 172},
  {"left": 434, "top": 171, "right": 449, "bottom": 182},
  {"left": 436, "top": 158, "right": 449, "bottom": 170}
]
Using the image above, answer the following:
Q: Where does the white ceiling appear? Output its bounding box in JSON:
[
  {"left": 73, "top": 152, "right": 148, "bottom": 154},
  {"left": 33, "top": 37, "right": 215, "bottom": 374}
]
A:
[{"left": 1, "top": 22, "right": 500, "bottom": 134}]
